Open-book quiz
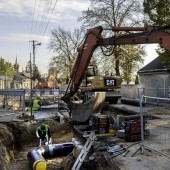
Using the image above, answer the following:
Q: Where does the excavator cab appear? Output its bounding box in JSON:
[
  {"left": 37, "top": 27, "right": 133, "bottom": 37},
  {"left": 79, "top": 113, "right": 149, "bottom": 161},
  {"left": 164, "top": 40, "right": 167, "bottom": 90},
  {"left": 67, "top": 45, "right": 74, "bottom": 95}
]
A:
[{"left": 80, "top": 65, "right": 122, "bottom": 104}]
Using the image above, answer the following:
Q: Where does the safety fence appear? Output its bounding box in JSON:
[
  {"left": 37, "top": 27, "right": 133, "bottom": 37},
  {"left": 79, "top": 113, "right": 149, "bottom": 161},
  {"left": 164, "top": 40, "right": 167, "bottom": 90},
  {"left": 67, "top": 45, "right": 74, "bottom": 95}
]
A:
[
  {"left": 0, "top": 89, "right": 60, "bottom": 111},
  {"left": 140, "top": 95, "right": 170, "bottom": 159},
  {"left": 143, "top": 87, "right": 170, "bottom": 99},
  {"left": 25, "top": 89, "right": 59, "bottom": 96}
]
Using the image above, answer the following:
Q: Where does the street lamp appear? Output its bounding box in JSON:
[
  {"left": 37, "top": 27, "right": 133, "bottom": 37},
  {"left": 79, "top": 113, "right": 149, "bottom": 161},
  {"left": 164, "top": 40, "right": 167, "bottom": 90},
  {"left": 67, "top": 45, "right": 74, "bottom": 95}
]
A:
[{"left": 30, "top": 40, "right": 41, "bottom": 73}]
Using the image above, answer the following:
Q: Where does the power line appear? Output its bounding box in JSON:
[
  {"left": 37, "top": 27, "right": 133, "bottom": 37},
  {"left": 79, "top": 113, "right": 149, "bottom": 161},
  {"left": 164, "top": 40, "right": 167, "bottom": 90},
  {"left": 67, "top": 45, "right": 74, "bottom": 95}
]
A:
[
  {"left": 29, "top": 0, "right": 37, "bottom": 42},
  {"left": 32, "top": 0, "right": 43, "bottom": 40},
  {"left": 30, "top": 0, "right": 58, "bottom": 47},
  {"left": 29, "top": 0, "right": 58, "bottom": 60},
  {"left": 36, "top": 0, "right": 53, "bottom": 38},
  {"left": 39, "top": 0, "right": 58, "bottom": 43}
]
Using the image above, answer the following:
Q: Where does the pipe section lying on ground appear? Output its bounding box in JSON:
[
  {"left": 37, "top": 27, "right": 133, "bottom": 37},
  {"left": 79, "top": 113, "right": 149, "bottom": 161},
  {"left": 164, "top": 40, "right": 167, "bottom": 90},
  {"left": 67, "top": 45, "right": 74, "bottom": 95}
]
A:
[
  {"left": 27, "top": 142, "right": 74, "bottom": 170},
  {"left": 121, "top": 97, "right": 141, "bottom": 107}
]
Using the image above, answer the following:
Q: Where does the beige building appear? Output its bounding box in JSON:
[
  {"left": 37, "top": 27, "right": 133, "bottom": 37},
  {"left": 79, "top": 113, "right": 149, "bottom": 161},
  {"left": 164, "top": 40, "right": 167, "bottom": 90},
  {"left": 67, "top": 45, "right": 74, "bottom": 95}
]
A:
[{"left": 0, "top": 76, "right": 11, "bottom": 89}]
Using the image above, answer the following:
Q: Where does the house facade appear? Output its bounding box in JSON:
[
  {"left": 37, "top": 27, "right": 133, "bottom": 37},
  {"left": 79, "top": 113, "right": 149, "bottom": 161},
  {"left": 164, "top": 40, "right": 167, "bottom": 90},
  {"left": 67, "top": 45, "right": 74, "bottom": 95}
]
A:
[
  {"left": 0, "top": 76, "right": 11, "bottom": 89},
  {"left": 121, "top": 57, "right": 170, "bottom": 100},
  {"left": 138, "top": 57, "right": 170, "bottom": 98}
]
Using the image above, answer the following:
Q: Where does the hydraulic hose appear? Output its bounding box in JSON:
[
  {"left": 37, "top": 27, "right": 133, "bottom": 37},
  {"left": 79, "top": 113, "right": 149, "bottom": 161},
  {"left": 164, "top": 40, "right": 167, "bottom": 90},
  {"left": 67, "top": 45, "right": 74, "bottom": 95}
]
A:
[{"left": 27, "top": 142, "right": 74, "bottom": 170}]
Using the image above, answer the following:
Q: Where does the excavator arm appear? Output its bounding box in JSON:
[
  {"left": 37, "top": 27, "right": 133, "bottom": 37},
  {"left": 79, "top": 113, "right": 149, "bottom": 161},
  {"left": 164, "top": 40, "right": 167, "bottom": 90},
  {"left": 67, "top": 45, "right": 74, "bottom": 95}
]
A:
[{"left": 62, "top": 25, "right": 170, "bottom": 103}]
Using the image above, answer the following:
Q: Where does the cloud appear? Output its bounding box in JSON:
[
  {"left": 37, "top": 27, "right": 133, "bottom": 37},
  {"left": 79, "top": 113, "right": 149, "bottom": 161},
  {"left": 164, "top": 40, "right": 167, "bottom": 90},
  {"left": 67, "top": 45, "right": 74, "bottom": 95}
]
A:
[
  {"left": 0, "top": 0, "right": 33, "bottom": 18},
  {"left": 0, "top": 33, "right": 50, "bottom": 43},
  {"left": 0, "top": 0, "right": 90, "bottom": 22}
]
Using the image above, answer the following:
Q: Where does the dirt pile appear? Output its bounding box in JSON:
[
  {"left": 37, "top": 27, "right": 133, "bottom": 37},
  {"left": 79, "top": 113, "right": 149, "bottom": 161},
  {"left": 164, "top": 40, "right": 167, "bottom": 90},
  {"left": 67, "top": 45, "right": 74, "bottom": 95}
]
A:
[{"left": 0, "top": 123, "right": 15, "bottom": 169}]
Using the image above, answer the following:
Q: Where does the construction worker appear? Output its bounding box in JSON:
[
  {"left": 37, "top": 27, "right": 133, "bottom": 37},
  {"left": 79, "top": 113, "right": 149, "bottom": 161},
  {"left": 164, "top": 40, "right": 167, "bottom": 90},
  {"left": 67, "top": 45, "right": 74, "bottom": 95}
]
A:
[
  {"left": 36, "top": 124, "right": 52, "bottom": 147},
  {"left": 26, "top": 96, "right": 42, "bottom": 112},
  {"left": 32, "top": 96, "right": 42, "bottom": 111}
]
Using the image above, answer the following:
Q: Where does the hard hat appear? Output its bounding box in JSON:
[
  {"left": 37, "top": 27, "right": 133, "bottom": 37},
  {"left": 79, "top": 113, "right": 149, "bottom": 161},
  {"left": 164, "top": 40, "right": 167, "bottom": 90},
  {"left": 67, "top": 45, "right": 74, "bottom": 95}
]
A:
[
  {"left": 41, "top": 124, "right": 46, "bottom": 133},
  {"left": 36, "top": 96, "right": 40, "bottom": 100}
]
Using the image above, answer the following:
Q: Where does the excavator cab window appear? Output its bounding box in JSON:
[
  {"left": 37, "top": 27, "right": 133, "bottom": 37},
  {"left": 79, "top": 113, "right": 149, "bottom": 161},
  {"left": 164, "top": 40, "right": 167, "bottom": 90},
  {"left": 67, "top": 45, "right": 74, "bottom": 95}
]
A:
[
  {"left": 81, "top": 65, "right": 96, "bottom": 87},
  {"left": 86, "top": 65, "right": 96, "bottom": 77}
]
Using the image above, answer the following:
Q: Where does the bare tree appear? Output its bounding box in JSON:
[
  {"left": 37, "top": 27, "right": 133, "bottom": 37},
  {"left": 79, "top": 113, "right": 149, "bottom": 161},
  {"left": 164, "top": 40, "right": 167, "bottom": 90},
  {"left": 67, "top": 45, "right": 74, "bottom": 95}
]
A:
[
  {"left": 48, "top": 27, "right": 85, "bottom": 81},
  {"left": 78, "top": 0, "right": 145, "bottom": 81},
  {"left": 79, "top": 0, "right": 143, "bottom": 27}
]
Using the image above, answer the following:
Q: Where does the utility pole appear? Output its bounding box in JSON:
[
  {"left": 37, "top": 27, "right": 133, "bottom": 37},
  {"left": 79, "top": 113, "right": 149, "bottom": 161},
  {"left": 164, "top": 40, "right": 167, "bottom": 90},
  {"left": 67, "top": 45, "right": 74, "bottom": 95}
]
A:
[
  {"left": 30, "top": 53, "right": 33, "bottom": 116},
  {"left": 29, "top": 40, "right": 41, "bottom": 73}
]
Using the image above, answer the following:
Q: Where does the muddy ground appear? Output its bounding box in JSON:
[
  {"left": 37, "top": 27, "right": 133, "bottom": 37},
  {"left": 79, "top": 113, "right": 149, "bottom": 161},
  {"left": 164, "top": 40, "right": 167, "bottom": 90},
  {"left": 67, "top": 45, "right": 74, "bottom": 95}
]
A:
[
  {"left": 0, "top": 118, "right": 119, "bottom": 170},
  {"left": 1, "top": 104, "right": 170, "bottom": 170},
  {"left": 0, "top": 118, "right": 74, "bottom": 170}
]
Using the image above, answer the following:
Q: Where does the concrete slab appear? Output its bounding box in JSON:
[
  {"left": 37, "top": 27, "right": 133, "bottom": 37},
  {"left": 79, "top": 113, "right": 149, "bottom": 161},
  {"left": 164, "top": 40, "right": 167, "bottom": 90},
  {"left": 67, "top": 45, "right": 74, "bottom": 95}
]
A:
[
  {"left": 0, "top": 110, "right": 24, "bottom": 122},
  {"left": 112, "top": 154, "right": 170, "bottom": 170},
  {"left": 107, "top": 103, "right": 170, "bottom": 170},
  {"left": 34, "top": 111, "right": 58, "bottom": 120},
  {"left": 41, "top": 104, "right": 58, "bottom": 109},
  {"left": 0, "top": 104, "right": 59, "bottom": 122}
]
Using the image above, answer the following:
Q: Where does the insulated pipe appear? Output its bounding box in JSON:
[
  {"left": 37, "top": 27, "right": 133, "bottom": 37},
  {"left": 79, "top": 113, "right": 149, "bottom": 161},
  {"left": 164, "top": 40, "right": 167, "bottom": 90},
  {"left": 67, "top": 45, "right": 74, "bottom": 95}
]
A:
[
  {"left": 121, "top": 97, "right": 140, "bottom": 107},
  {"left": 27, "top": 142, "right": 74, "bottom": 170}
]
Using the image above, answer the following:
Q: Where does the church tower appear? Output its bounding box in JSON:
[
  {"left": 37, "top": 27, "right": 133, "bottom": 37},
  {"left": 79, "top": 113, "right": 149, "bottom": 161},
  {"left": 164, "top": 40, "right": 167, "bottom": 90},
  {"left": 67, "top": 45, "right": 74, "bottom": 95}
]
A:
[{"left": 14, "top": 57, "right": 19, "bottom": 73}]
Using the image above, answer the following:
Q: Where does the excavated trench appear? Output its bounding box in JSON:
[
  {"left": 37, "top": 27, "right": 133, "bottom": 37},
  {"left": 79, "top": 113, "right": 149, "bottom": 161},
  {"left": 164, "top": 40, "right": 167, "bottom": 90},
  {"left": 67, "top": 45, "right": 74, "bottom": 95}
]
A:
[
  {"left": 0, "top": 95, "right": 145, "bottom": 170},
  {"left": 0, "top": 104, "right": 143, "bottom": 170},
  {"left": 0, "top": 118, "right": 75, "bottom": 170},
  {"left": 0, "top": 105, "right": 126, "bottom": 170}
]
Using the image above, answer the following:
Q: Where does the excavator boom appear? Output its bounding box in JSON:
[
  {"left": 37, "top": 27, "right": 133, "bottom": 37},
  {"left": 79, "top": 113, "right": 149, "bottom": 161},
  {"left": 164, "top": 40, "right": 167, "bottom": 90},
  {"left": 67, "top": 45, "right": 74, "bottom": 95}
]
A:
[{"left": 100, "top": 29, "right": 170, "bottom": 49}]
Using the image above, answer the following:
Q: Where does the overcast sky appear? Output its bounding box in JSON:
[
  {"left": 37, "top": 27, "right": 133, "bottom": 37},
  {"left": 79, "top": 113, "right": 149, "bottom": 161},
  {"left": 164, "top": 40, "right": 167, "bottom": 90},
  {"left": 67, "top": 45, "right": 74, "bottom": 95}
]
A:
[{"left": 0, "top": 0, "right": 158, "bottom": 74}]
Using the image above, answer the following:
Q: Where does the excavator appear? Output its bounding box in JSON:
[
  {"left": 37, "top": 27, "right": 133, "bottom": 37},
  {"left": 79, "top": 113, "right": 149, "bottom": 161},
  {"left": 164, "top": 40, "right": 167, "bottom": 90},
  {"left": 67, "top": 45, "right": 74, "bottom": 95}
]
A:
[{"left": 61, "top": 25, "right": 170, "bottom": 122}]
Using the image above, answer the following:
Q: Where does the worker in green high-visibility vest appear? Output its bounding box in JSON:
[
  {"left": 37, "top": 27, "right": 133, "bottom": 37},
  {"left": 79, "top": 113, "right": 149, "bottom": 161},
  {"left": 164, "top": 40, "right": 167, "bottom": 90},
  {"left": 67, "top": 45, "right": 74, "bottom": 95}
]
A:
[
  {"left": 36, "top": 124, "right": 52, "bottom": 146},
  {"left": 26, "top": 96, "right": 42, "bottom": 112}
]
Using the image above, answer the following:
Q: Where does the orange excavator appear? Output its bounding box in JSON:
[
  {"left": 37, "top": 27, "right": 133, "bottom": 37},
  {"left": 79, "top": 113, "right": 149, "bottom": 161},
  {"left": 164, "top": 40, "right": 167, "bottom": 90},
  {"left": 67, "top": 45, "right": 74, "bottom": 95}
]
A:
[{"left": 61, "top": 25, "right": 170, "bottom": 122}]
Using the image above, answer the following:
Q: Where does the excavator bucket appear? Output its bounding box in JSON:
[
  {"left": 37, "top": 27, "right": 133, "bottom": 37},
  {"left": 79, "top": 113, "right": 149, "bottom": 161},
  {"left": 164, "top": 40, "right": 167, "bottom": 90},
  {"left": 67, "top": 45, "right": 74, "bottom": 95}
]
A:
[{"left": 68, "top": 92, "right": 106, "bottom": 122}]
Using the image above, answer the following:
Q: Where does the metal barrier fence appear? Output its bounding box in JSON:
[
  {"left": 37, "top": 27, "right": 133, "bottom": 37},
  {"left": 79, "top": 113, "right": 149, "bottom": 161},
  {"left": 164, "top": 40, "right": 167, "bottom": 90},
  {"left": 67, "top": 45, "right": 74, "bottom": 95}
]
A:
[
  {"left": 140, "top": 95, "right": 170, "bottom": 159},
  {"left": 140, "top": 87, "right": 170, "bottom": 99},
  {"left": 0, "top": 89, "right": 60, "bottom": 111}
]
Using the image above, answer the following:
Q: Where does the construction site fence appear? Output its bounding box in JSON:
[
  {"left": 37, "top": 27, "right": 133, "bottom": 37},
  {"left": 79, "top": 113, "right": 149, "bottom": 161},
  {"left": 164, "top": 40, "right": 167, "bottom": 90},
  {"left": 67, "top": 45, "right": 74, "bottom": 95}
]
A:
[
  {"left": 0, "top": 89, "right": 59, "bottom": 96},
  {"left": 140, "top": 95, "right": 170, "bottom": 159},
  {"left": 139, "top": 87, "right": 170, "bottom": 99},
  {"left": 0, "top": 89, "right": 60, "bottom": 111}
]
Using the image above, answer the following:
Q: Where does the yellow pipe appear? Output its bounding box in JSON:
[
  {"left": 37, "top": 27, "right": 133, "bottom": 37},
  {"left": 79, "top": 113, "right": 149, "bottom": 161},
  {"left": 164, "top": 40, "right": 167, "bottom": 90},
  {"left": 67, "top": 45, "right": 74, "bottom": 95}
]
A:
[
  {"left": 33, "top": 159, "right": 47, "bottom": 170},
  {"left": 27, "top": 143, "right": 74, "bottom": 170}
]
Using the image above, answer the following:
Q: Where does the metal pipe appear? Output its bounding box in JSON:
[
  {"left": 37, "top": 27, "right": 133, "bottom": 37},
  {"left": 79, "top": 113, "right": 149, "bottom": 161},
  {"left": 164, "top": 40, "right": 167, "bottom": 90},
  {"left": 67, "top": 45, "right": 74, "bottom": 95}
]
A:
[
  {"left": 102, "top": 26, "right": 147, "bottom": 31},
  {"left": 143, "top": 144, "right": 170, "bottom": 159},
  {"left": 111, "top": 26, "right": 147, "bottom": 32},
  {"left": 143, "top": 95, "right": 170, "bottom": 101},
  {"left": 27, "top": 142, "right": 74, "bottom": 170},
  {"left": 140, "top": 95, "right": 144, "bottom": 153}
]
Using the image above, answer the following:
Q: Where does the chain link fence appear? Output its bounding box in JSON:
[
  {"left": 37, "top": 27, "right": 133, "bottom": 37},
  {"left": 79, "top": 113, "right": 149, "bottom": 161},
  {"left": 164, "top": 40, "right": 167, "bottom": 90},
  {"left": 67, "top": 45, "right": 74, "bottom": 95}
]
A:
[{"left": 140, "top": 95, "right": 170, "bottom": 159}]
